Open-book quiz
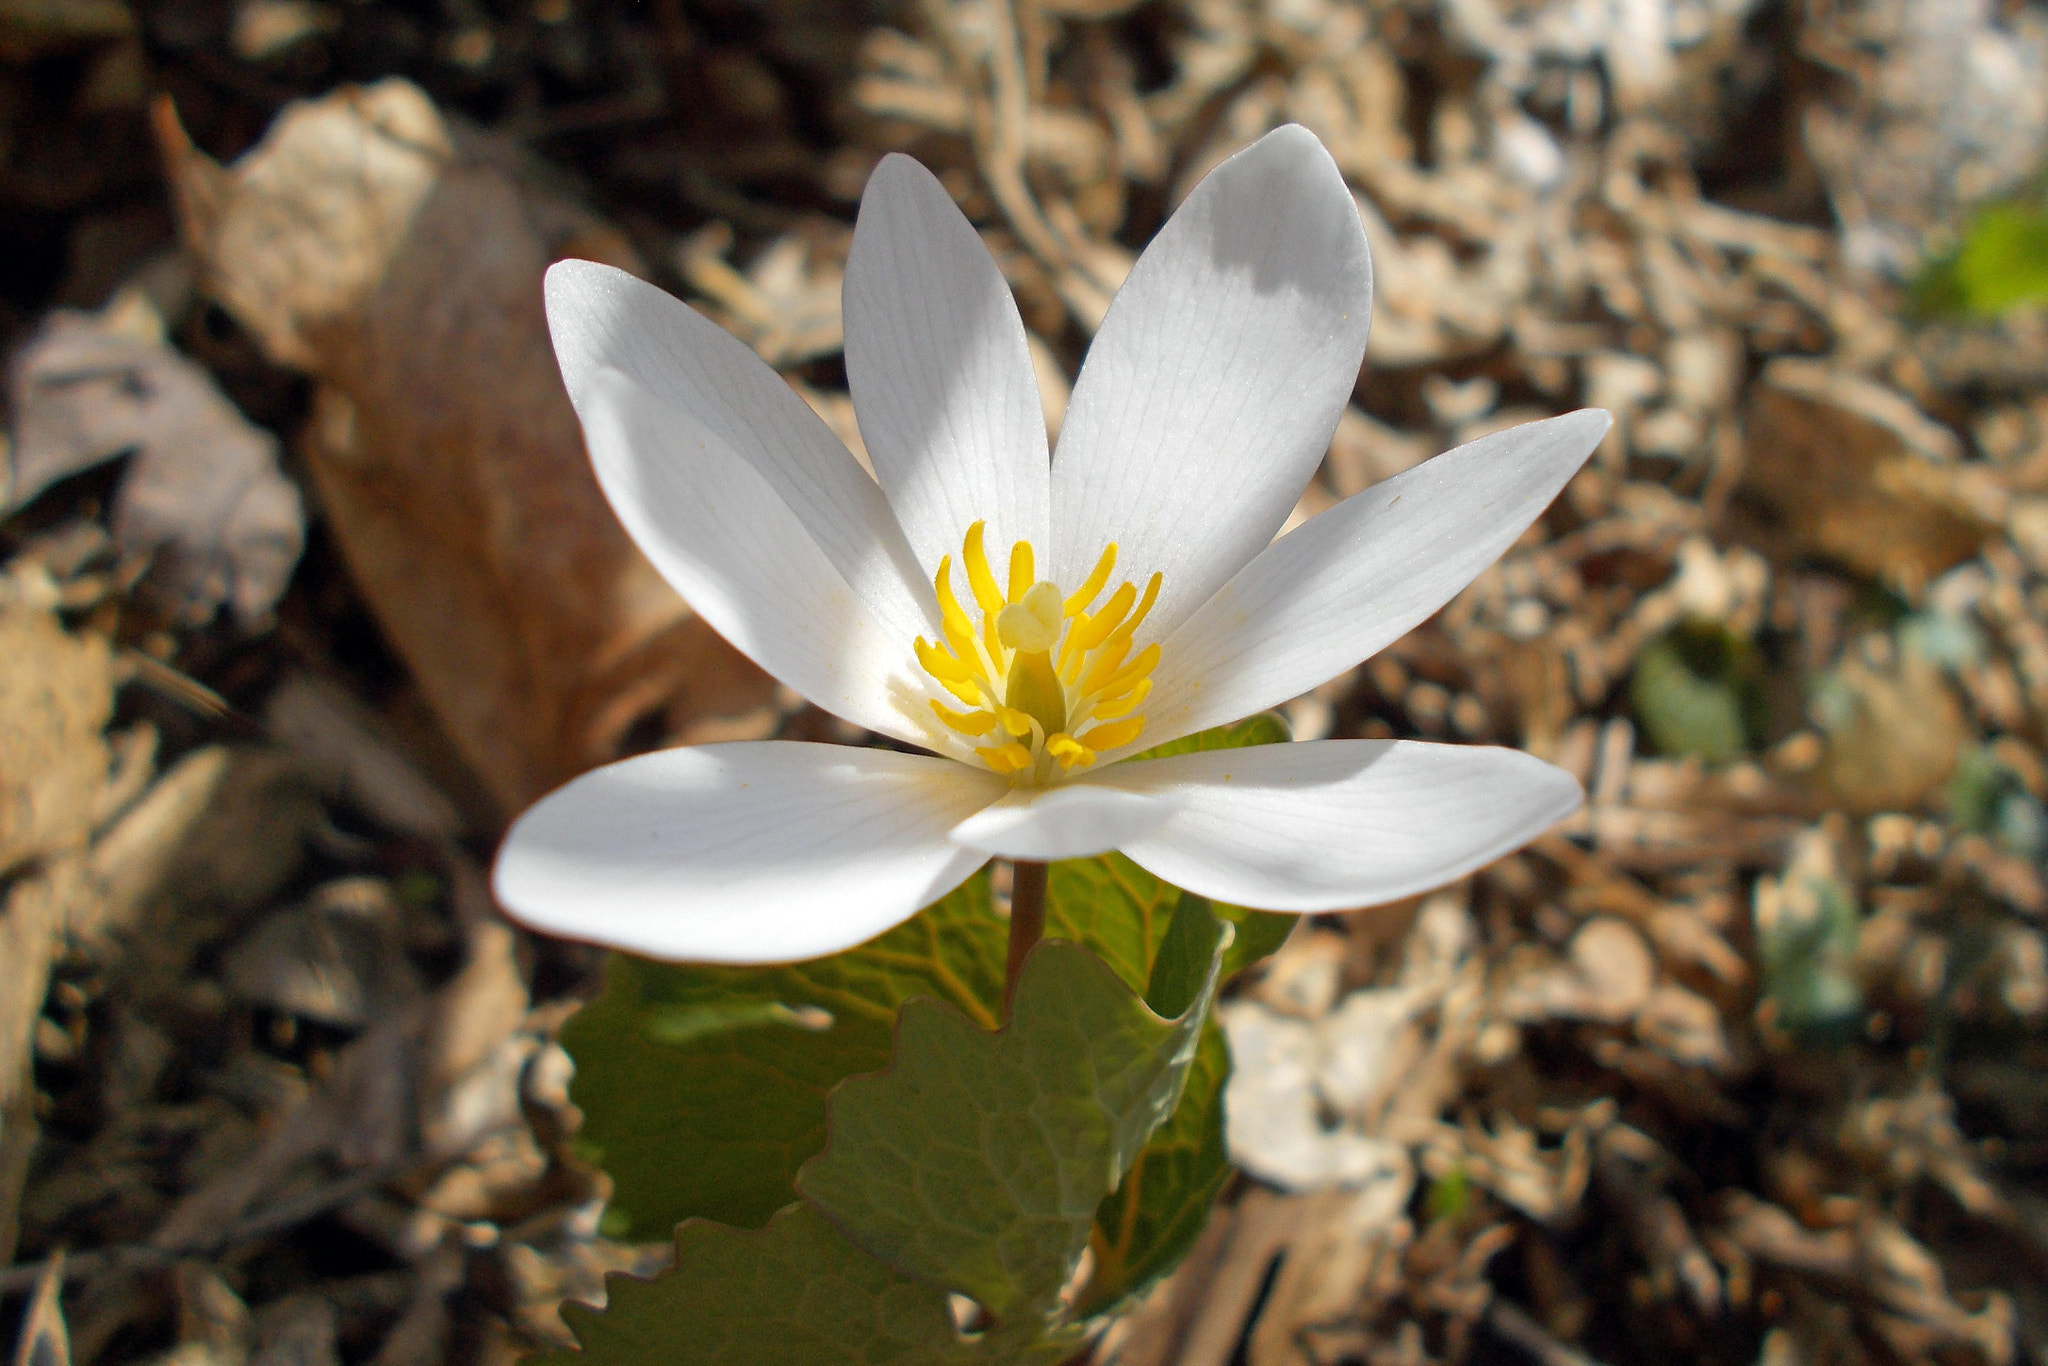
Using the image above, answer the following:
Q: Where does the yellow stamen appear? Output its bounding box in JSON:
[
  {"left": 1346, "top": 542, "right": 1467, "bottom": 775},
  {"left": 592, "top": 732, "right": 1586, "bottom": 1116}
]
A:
[
  {"left": 931, "top": 702, "right": 998, "bottom": 736},
  {"left": 1046, "top": 734, "right": 1095, "bottom": 768},
  {"left": 1088, "top": 676, "right": 1151, "bottom": 721},
  {"left": 914, "top": 637, "right": 973, "bottom": 683},
  {"left": 936, "top": 674, "right": 985, "bottom": 708},
  {"left": 961, "top": 524, "right": 1004, "bottom": 658},
  {"left": 913, "top": 525, "right": 1165, "bottom": 780},
  {"left": 1125, "top": 572, "right": 1163, "bottom": 636},
  {"left": 995, "top": 704, "right": 1037, "bottom": 738},
  {"left": 1064, "top": 543, "right": 1117, "bottom": 616},
  {"left": 933, "top": 558, "right": 977, "bottom": 659},
  {"left": 1088, "top": 641, "right": 1159, "bottom": 698},
  {"left": 962, "top": 522, "right": 1004, "bottom": 617},
  {"left": 1068, "top": 582, "right": 1136, "bottom": 654},
  {"left": 1078, "top": 717, "right": 1145, "bottom": 752},
  {"left": 1007, "top": 541, "right": 1034, "bottom": 602},
  {"left": 1081, "top": 635, "right": 1131, "bottom": 690},
  {"left": 981, "top": 741, "right": 1032, "bottom": 774},
  {"left": 1090, "top": 573, "right": 1162, "bottom": 668}
]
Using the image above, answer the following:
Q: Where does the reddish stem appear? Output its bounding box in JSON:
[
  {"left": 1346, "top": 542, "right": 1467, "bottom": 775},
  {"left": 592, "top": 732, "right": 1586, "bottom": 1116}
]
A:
[{"left": 1002, "top": 860, "right": 1048, "bottom": 1018}]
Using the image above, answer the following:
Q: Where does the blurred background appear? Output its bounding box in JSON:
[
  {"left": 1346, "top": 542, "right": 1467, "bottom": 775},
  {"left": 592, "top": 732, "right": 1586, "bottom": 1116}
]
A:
[{"left": 5, "top": 0, "right": 2048, "bottom": 1362}]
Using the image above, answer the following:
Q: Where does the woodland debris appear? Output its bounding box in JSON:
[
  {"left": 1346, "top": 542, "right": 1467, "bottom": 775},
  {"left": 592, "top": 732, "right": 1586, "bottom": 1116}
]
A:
[
  {"left": 1743, "top": 359, "right": 1998, "bottom": 591},
  {"left": 5, "top": 287, "right": 304, "bottom": 625},
  {"left": 10, "top": 0, "right": 2048, "bottom": 1362},
  {"left": 154, "top": 79, "right": 773, "bottom": 811}
]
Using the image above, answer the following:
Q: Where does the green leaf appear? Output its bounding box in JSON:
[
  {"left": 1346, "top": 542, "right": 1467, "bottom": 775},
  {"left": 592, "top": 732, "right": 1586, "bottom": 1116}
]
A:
[
  {"left": 1629, "top": 622, "right": 1762, "bottom": 763},
  {"left": 1144, "top": 892, "right": 1222, "bottom": 1019},
  {"left": 796, "top": 900, "right": 1230, "bottom": 1324},
  {"left": 539, "top": 1203, "right": 1060, "bottom": 1366},
  {"left": 1078, "top": 896, "right": 1251, "bottom": 1319},
  {"left": 1912, "top": 201, "right": 2048, "bottom": 319},
  {"left": 1128, "top": 710, "right": 1290, "bottom": 762},
  {"left": 1079, "top": 1019, "right": 1230, "bottom": 1318},
  {"left": 1119, "top": 711, "right": 1295, "bottom": 972},
  {"left": 1048, "top": 851, "right": 1291, "bottom": 991},
  {"left": 560, "top": 873, "right": 1006, "bottom": 1238},
  {"left": 560, "top": 715, "right": 1298, "bottom": 1244}
]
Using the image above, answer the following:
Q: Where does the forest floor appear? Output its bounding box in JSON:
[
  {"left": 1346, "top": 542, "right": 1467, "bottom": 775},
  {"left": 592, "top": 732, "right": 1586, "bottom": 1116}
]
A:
[{"left": 6, "top": 0, "right": 2048, "bottom": 1363}]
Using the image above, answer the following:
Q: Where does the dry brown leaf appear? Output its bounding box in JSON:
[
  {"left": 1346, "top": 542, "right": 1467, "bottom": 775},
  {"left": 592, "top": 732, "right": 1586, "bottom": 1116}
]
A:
[
  {"left": 0, "top": 608, "right": 116, "bottom": 1260},
  {"left": 1744, "top": 359, "right": 1998, "bottom": 591},
  {"left": 5, "top": 290, "right": 305, "bottom": 624},
  {"left": 222, "top": 878, "right": 425, "bottom": 1029},
  {"left": 149, "top": 916, "right": 528, "bottom": 1254},
  {"left": 156, "top": 80, "right": 773, "bottom": 810},
  {"left": 1244, "top": 1173, "right": 1417, "bottom": 1366},
  {"left": 1815, "top": 646, "right": 1967, "bottom": 814},
  {"left": 1498, "top": 916, "right": 1656, "bottom": 1025},
  {"left": 263, "top": 674, "right": 462, "bottom": 840},
  {"left": 0, "top": 607, "right": 113, "bottom": 877},
  {"left": 674, "top": 222, "right": 847, "bottom": 368}
]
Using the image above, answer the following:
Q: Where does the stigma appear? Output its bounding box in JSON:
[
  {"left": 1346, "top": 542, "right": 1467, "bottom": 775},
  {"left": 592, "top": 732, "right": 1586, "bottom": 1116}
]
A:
[{"left": 915, "top": 521, "right": 1162, "bottom": 783}]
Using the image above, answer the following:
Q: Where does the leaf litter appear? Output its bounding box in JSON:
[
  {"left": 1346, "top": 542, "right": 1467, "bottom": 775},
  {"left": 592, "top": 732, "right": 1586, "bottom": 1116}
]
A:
[{"left": 6, "top": 0, "right": 2048, "bottom": 1363}]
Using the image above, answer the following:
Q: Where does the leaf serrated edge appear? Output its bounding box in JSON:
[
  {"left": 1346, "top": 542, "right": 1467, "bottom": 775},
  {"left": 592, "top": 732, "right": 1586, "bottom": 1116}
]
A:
[{"left": 793, "top": 925, "right": 1230, "bottom": 1340}]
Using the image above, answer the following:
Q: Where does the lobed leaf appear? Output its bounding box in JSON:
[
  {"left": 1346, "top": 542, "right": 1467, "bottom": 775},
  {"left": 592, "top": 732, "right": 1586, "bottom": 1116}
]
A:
[
  {"left": 796, "top": 898, "right": 1231, "bottom": 1324},
  {"left": 538, "top": 1202, "right": 1068, "bottom": 1366},
  {"left": 1078, "top": 1019, "right": 1231, "bottom": 1318},
  {"left": 562, "top": 874, "right": 1006, "bottom": 1237},
  {"left": 561, "top": 716, "right": 1295, "bottom": 1248}
]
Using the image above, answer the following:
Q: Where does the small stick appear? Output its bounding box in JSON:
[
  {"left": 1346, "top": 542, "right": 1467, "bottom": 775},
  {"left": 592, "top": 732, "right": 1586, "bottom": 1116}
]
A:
[{"left": 1003, "top": 860, "right": 1049, "bottom": 1018}]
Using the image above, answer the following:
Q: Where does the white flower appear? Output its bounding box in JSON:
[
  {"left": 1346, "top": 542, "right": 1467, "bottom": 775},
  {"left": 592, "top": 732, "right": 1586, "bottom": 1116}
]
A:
[{"left": 493, "top": 125, "right": 1609, "bottom": 963}]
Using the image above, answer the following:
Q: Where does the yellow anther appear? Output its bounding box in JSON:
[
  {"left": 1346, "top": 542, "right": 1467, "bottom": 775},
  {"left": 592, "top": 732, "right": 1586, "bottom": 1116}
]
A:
[
  {"left": 995, "top": 705, "right": 1036, "bottom": 738},
  {"left": 1088, "top": 641, "right": 1160, "bottom": 698},
  {"left": 962, "top": 523, "right": 1004, "bottom": 616},
  {"left": 933, "top": 558, "right": 978, "bottom": 658},
  {"left": 931, "top": 702, "right": 998, "bottom": 736},
  {"left": 1091, "top": 572, "right": 1161, "bottom": 666},
  {"left": 1082, "top": 635, "right": 1131, "bottom": 689},
  {"left": 937, "top": 674, "right": 985, "bottom": 708},
  {"left": 1125, "top": 572, "right": 1163, "bottom": 636},
  {"left": 1046, "top": 734, "right": 1095, "bottom": 768},
  {"left": 1007, "top": 541, "right": 1034, "bottom": 602},
  {"left": 914, "top": 637, "right": 973, "bottom": 683},
  {"left": 915, "top": 524, "right": 1162, "bottom": 781},
  {"left": 1065, "top": 543, "right": 1117, "bottom": 617},
  {"left": 996, "top": 582, "right": 1064, "bottom": 653},
  {"left": 1078, "top": 718, "right": 1145, "bottom": 752},
  {"left": 1088, "top": 676, "right": 1151, "bottom": 721},
  {"left": 981, "top": 741, "right": 1032, "bottom": 774},
  {"left": 1068, "top": 582, "right": 1136, "bottom": 653}
]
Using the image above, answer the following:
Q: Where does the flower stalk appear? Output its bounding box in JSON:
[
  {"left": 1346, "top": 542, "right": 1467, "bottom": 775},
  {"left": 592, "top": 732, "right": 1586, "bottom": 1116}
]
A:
[{"left": 1003, "top": 860, "right": 1048, "bottom": 1016}]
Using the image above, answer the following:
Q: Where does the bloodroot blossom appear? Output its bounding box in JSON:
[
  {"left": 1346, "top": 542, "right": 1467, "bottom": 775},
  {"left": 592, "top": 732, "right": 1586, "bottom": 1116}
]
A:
[{"left": 493, "top": 125, "right": 1610, "bottom": 963}]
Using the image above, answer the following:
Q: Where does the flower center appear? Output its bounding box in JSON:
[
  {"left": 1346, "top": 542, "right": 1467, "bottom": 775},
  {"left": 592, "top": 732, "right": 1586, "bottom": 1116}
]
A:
[{"left": 914, "top": 521, "right": 1163, "bottom": 783}]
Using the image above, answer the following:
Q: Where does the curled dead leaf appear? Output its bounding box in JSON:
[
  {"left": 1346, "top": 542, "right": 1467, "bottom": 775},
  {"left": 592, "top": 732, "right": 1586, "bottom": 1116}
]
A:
[
  {"left": 5, "top": 291, "right": 305, "bottom": 625},
  {"left": 155, "top": 80, "right": 772, "bottom": 810}
]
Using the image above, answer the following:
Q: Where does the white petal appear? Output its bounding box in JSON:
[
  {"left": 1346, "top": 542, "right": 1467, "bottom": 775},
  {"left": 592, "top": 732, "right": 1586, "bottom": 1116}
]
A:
[
  {"left": 947, "top": 782, "right": 1179, "bottom": 862},
  {"left": 1049, "top": 125, "right": 1372, "bottom": 636},
  {"left": 576, "top": 366, "right": 948, "bottom": 752},
  {"left": 494, "top": 742, "right": 1003, "bottom": 962},
  {"left": 1146, "top": 410, "right": 1608, "bottom": 747},
  {"left": 546, "top": 260, "right": 933, "bottom": 636},
  {"left": 1096, "top": 740, "right": 1582, "bottom": 912},
  {"left": 844, "top": 155, "right": 1051, "bottom": 575}
]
